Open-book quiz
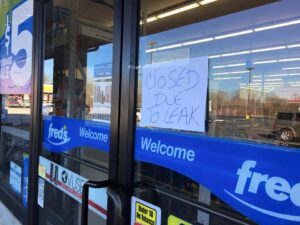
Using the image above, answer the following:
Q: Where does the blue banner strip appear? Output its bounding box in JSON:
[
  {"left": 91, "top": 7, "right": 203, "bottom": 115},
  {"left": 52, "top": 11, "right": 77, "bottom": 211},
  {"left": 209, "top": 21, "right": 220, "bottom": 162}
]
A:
[
  {"left": 135, "top": 127, "right": 300, "bottom": 225},
  {"left": 43, "top": 116, "right": 110, "bottom": 153}
]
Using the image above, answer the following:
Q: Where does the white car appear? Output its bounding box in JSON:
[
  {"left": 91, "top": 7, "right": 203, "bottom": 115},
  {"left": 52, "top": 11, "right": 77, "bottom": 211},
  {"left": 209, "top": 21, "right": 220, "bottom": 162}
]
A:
[
  {"left": 22, "top": 99, "right": 30, "bottom": 108},
  {"left": 42, "top": 103, "right": 54, "bottom": 115}
]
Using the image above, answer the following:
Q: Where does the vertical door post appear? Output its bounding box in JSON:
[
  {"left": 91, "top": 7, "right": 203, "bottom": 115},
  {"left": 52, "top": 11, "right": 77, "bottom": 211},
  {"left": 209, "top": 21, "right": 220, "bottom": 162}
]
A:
[{"left": 28, "top": 0, "right": 46, "bottom": 224}]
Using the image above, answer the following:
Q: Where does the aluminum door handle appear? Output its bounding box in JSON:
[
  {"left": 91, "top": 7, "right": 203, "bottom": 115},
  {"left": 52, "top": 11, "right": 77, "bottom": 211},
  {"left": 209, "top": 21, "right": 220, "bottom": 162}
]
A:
[{"left": 81, "top": 180, "right": 122, "bottom": 225}]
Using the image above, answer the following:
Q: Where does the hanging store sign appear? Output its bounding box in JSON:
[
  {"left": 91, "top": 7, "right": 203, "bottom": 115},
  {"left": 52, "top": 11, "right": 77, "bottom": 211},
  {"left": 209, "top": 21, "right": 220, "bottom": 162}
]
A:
[
  {"left": 135, "top": 128, "right": 300, "bottom": 225},
  {"left": 43, "top": 116, "right": 110, "bottom": 153},
  {"left": 93, "top": 63, "right": 112, "bottom": 123},
  {"left": 0, "top": 0, "right": 33, "bottom": 94}
]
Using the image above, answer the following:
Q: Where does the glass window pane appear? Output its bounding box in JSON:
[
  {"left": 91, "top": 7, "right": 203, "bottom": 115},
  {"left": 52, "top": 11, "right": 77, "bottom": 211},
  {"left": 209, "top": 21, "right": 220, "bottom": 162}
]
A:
[
  {"left": 39, "top": 0, "right": 114, "bottom": 224},
  {"left": 134, "top": 1, "right": 300, "bottom": 225}
]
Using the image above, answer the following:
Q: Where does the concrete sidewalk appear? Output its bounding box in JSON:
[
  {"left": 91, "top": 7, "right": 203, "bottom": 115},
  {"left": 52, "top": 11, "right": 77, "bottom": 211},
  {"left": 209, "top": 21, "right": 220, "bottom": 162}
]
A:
[{"left": 0, "top": 201, "right": 21, "bottom": 225}]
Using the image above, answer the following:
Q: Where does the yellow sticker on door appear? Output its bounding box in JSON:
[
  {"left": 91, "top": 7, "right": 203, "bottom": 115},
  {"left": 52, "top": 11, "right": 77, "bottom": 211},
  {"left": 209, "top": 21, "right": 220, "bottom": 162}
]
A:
[
  {"left": 168, "top": 215, "right": 192, "bottom": 225},
  {"left": 131, "top": 197, "right": 161, "bottom": 225},
  {"left": 135, "top": 202, "right": 156, "bottom": 225}
]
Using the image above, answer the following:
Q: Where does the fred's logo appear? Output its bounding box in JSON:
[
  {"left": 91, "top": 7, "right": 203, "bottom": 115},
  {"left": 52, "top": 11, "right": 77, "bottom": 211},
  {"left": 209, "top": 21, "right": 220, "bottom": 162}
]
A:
[
  {"left": 47, "top": 123, "right": 70, "bottom": 146},
  {"left": 225, "top": 160, "right": 300, "bottom": 222}
]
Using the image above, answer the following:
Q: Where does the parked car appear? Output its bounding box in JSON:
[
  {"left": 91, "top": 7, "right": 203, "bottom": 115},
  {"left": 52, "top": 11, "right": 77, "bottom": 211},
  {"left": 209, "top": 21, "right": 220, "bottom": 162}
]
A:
[
  {"left": 6, "top": 97, "right": 21, "bottom": 107},
  {"left": 42, "top": 103, "right": 54, "bottom": 115},
  {"left": 273, "top": 112, "right": 300, "bottom": 141},
  {"left": 22, "top": 99, "right": 30, "bottom": 108}
]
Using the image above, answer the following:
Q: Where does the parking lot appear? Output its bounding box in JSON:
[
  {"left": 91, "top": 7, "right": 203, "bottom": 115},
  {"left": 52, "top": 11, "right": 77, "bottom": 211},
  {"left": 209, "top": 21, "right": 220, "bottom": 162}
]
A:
[
  {"left": 2, "top": 107, "right": 300, "bottom": 148},
  {"left": 2, "top": 107, "right": 30, "bottom": 126},
  {"left": 208, "top": 116, "right": 300, "bottom": 148}
]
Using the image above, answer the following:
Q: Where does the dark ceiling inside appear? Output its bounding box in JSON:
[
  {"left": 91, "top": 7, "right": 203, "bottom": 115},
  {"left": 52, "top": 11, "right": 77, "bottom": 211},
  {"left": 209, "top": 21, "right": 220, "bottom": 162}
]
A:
[{"left": 140, "top": 0, "right": 279, "bottom": 35}]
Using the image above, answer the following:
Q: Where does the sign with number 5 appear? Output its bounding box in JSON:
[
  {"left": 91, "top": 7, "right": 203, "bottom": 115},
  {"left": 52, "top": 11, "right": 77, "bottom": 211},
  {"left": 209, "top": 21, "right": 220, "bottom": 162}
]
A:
[{"left": 0, "top": 0, "right": 33, "bottom": 94}]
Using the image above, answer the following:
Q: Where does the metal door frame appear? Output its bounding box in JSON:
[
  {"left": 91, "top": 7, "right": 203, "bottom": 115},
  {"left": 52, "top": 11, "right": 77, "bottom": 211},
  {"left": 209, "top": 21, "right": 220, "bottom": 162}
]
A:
[
  {"left": 27, "top": 0, "right": 133, "bottom": 224},
  {"left": 27, "top": 0, "right": 262, "bottom": 224}
]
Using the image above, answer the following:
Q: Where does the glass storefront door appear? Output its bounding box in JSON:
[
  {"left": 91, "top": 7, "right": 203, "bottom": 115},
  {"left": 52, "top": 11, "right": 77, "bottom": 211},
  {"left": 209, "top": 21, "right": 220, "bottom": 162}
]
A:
[
  {"left": 132, "top": 1, "right": 300, "bottom": 225},
  {"left": 2, "top": 0, "right": 300, "bottom": 225},
  {"left": 37, "top": 0, "right": 115, "bottom": 224},
  {"left": 0, "top": 0, "right": 33, "bottom": 224}
]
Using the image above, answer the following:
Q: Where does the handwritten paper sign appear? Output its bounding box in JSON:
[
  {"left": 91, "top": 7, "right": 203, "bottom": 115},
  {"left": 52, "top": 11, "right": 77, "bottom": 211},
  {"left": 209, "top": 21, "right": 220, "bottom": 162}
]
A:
[{"left": 140, "top": 56, "right": 208, "bottom": 132}]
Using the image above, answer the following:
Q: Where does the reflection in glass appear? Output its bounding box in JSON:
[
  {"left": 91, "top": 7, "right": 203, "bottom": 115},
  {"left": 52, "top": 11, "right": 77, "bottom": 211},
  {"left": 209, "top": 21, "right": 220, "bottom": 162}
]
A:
[
  {"left": 139, "top": 0, "right": 300, "bottom": 147},
  {"left": 39, "top": 0, "right": 114, "bottom": 224},
  {"left": 135, "top": 1, "right": 300, "bottom": 225}
]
